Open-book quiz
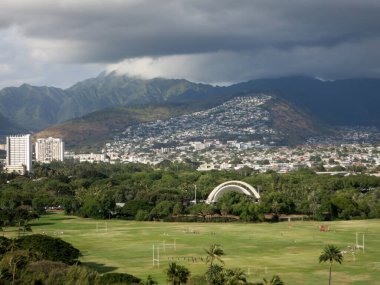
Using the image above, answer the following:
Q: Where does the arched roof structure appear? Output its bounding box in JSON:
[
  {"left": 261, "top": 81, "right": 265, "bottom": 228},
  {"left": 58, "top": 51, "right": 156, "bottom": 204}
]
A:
[{"left": 205, "top": 180, "right": 260, "bottom": 204}]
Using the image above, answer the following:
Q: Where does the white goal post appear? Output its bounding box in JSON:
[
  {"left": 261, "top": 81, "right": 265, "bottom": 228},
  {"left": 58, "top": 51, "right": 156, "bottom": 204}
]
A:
[
  {"left": 356, "top": 232, "right": 365, "bottom": 253},
  {"left": 96, "top": 222, "right": 108, "bottom": 232},
  {"left": 152, "top": 244, "right": 160, "bottom": 268}
]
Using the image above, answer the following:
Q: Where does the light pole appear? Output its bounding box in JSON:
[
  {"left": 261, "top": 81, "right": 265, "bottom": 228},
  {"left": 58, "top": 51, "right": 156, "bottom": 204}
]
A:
[{"left": 192, "top": 185, "right": 197, "bottom": 204}]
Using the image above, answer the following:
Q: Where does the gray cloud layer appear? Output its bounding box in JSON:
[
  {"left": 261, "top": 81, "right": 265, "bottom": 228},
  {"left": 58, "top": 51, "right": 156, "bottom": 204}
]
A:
[{"left": 0, "top": 0, "right": 380, "bottom": 87}]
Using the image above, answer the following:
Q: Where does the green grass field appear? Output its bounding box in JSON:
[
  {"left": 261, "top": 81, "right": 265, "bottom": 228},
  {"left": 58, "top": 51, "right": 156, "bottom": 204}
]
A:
[{"left": 21, "top": 213, "right": 380, "bottom": 284}]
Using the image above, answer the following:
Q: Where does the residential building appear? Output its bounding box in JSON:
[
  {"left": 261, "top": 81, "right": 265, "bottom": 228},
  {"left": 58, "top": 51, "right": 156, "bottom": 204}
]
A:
[
  {"left": 5, "top": 134, "right": 32, "bottom": 174},
  {"left": 73, "top": 153, "right": 106, "bottom": 163},
  {"left": 35, "top": 137, "right": 64, "bottom": 163}
]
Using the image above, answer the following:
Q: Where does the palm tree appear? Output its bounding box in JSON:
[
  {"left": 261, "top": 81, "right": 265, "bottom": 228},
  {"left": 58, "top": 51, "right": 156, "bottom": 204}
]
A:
[
  {"left": 177, "top": 265, "right": 190, "bottom": 285},
  {"left": 205, "top": 244, "right": 225, "bottom": 266},
  {"left": 167, "top": 262, "right": 180, "bottom": 285},
  {"left": 224, "top": 268, "right": 248, "bottom": 285},
  {"left": 319, "top": 244, "right": 343, "bottom": 285},
  {"left": 205, "top": 244, "right": 225, "bottom": 285},
  {"left": 205, "top": 263, "right": 224, "bottom": 285},
  {"left": 140, "top": 275, "right": 158, "bottom": 285},
  {"left": 166, "top": 262, "right": 190, "bottom": 285}
]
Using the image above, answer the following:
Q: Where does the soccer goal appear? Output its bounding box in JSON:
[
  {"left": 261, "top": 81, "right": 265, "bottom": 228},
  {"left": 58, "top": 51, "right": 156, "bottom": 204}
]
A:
[
  {"left": 162, "top": 239, "right": 177, "bottom": 252},
  {"left": 96, "top": 222, "right": 108, "bottom": 233}
]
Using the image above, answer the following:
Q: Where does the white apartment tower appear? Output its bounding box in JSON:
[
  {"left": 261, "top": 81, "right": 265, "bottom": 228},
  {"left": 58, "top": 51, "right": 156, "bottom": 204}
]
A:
[
  {"left": 35, "top": 137, "right": 64, "bottom": 163},
  {"left": 5, "top": 134, "right": 32, "bottom": 174}
]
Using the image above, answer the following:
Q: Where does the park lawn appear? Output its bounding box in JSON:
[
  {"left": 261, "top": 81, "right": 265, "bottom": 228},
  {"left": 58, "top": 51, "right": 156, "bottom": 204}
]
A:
[{"left": 19, "top": 213, "right": 380, "bottom": 284}]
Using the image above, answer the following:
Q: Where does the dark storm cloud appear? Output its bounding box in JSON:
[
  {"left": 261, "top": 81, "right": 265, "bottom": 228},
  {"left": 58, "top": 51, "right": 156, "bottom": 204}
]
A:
[
  {"left": 1, "top": 0, "right": 380, "bottom": 61},
  {"left": 0, "top": 0, "right": 380, "bottom": 86}
]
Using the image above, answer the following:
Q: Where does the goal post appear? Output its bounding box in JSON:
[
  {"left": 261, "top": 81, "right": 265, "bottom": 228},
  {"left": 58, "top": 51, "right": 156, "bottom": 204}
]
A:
[
  {"left": 356, "top": 232, "right": 365, "bottom": 253},
  {"left": 152, "top": 244, "right": 160, "bottom": 268},
  {"left": 96, "top": 222, "right": 108, "bottom": 232},
  {"left": 162, "top": 238, "right": 176, "bottom": 252}
]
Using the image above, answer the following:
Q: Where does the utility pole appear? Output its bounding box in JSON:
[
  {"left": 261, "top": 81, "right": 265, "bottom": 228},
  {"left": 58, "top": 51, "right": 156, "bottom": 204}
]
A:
[{"left": 194, "top": 185, "right": 197, "bottom": 204}]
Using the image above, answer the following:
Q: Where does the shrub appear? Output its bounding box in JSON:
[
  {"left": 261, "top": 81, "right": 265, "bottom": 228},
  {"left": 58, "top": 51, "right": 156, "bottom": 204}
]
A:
[
  {"left": 0, "top": 237, "right": 10, "bottom": 257},
  {"left": 98, "top": 272, "right": 141, "bottom": 284},
  {"left": 16, "top": 234, "right": 80, "bottom": 264}
]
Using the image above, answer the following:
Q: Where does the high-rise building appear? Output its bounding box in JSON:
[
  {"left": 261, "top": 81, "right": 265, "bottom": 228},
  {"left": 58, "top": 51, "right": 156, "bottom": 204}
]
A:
[
  {"left": 35, "top": 137, "right": 64, "bottom": 163},
  {"left": 5, "top": 134, "right": 32, "bottom": 174}
]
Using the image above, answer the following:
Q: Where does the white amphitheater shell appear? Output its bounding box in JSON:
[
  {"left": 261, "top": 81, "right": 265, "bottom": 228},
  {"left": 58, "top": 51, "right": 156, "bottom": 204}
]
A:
[{"left": 205, "top": 180, "right": 260, "bottom": 204}]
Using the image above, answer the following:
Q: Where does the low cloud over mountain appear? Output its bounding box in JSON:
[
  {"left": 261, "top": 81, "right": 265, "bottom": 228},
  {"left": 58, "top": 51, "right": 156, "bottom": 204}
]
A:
[{"left": 0, "top": 1, "right": 380, "bottom": 88}]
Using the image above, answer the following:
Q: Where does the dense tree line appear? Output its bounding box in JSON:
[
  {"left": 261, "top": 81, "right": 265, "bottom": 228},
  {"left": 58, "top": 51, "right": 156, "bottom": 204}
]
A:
[
  {"left": 0, "top": 161, "right": 380, "bottom": 223},
  {"left": 0, "top": 208, "right": 39, "bottom": 235}
]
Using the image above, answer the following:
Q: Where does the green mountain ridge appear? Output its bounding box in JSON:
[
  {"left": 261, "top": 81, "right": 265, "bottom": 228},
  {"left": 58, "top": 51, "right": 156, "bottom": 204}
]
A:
[
  {"left": 0, "top": 84, "right": 67, "bottom": 130},
  {"left": 0, "top": 73, "right": 222, "bottom": 131},
  {"left": 1, "top": 73, "right": 380, "bottom": 144},
  {"left": 0, "top": 111, "right": 23, "bottom": 136}
]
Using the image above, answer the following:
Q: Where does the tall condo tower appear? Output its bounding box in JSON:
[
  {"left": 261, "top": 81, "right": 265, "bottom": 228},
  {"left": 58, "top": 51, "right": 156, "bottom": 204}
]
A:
[
  {"left": 5, "top": 134, "right": 32, "bottom": 174},
  {"left": 35, "top": 137, "right": 64, "bottom": 163}
]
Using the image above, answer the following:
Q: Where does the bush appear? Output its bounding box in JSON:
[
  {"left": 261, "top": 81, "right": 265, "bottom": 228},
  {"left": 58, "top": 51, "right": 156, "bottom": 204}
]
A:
[
  {"left": 16, "top": 234, "right": 80, "bottom": 264},
  {"left": 135, "top": 210, "right": 150, "bottom": 221},
  {"left": 98, "top": 273, "right": 141, "bottom": 284},
  {"left": 0, "top": 237, "right": 10, "bottom": 257},
  {"left": 120, "top": 200, "right": 152, "bottom": 218},
  {"left": 188, "top": 275, "right": 208, "bottom": 285},
  {"left": 65, "top": 265, "right": 98, "bottom": 285},
  {"left": 21, "top": 260, "right": 68, "bottom": 285}
]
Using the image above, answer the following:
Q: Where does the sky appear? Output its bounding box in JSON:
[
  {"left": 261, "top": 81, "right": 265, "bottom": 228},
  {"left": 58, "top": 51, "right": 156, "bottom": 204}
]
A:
[{"left": 0, "top": 0, "right": 380, "bottom": 89}]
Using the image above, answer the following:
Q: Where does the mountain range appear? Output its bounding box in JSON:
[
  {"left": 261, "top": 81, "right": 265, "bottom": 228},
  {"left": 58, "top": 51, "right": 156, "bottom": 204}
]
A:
[{"left": 1, "top": 72, "right": 379, "bottom": 148}]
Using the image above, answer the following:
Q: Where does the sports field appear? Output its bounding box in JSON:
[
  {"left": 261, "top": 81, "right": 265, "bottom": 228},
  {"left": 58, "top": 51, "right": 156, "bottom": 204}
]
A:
[{"left": 26, "top": 213, "right": 380, "bottom": 284}]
